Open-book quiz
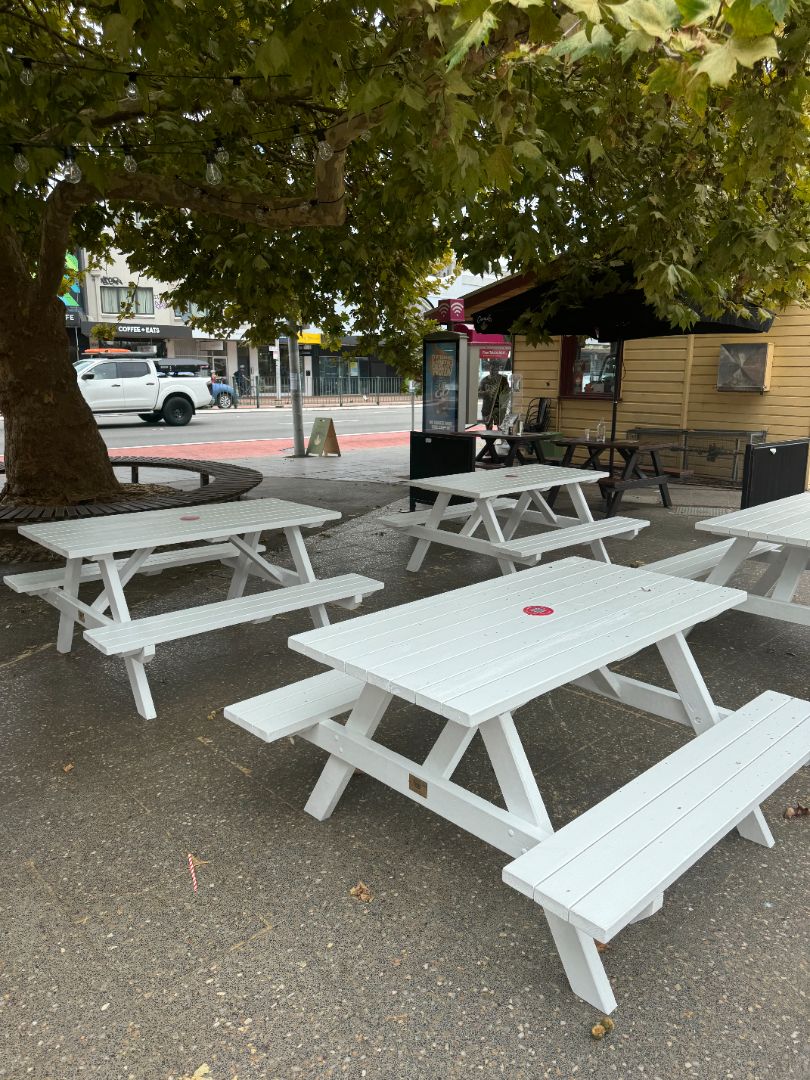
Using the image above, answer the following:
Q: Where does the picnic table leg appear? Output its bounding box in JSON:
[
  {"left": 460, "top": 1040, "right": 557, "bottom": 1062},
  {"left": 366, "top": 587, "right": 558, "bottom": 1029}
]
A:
[
  {"left": 648, "top": 449, "right": 672, "bottom": 508},
  {"left": 704, "top": 537, "right": 759, "bottom": 586},
  {"left": 546, "top": 445, "right": 576, "bottom": 509},
  {"left": 567, "top": 484, "right": 610, "bottom": 562},
  {"left": 304, "top": 684, "right": 392, "bottom": 820},
  {"left": 746, "top": 549, "right": 790, "bottom": 597},
  {"left": 477, "top": 499, "right": 518, "bottom": 575},
  {"left": 479, "top": 713, "right": 553, "bottom": 832},
  {"left": 56, "top": 557, "right": 83, "bottom": 653},
  {"left": 656, "top": 631, "right": 773, "bottom": 847},
  {"left": 544, "top": 912, "right": 617, "bottom": 1014},
  {"left": 227, "top": 530, "right": 262, "bottom": 599},
  {"left": 406, "top": 492, "right": 451, "bottom": 572},
  {"left": 90, "top": 547, "right": 156, "bottom": 616},
  {"left": 95, "top": 555, "right": 157, "bottom": 720},
  {"left": 284, "top": 526, "right": 330, "bottom": 628},
  {"left": 422, "top": 720, "right": 476, "bottom": 778},
  {"left": 501, "top": 491, "right": 533, "bottom": 539},
  {"left": 767, "top": 547, "right": 808, "bottom": 603}
]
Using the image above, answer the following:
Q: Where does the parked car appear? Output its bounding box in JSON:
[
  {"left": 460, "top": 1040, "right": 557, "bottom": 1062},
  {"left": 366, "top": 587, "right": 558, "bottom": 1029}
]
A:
[
  {"left": 76, "top": 355, "right": 212, "bottom": 425},
  {"left": 208, "top": 377, "right": 236, "bottom": 409}
]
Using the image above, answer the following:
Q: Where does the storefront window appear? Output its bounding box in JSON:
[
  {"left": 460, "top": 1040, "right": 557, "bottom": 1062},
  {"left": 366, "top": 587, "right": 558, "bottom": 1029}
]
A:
[
  {"left": 560, "top": 337, "right": 621, "bottom": 399},
  {"left": 257, "top": 345, "right": 275, "bottom": 383},
  {"left": 100, "top": 285, "right": 154, "bottom": 315}
]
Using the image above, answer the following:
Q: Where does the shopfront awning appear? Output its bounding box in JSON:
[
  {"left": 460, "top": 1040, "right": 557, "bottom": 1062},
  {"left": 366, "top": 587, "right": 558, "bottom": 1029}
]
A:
[{"left": 79, "top": 320, "right": 193, "bottom": 340}]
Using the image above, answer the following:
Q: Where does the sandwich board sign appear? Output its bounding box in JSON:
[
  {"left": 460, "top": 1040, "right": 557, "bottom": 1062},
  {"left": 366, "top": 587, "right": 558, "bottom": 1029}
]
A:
[{"left": 306, "top": 417, "right": 341, "bottom": 457}]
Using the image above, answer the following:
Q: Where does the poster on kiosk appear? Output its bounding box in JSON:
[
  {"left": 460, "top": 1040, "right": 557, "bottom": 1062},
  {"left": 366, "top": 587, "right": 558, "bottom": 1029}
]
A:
[{"left": 422, "top": 331, "right": 473, "bottom": 433}]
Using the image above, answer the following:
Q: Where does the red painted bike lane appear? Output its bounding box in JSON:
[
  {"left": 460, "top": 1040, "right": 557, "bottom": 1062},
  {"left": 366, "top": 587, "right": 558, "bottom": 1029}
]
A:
[{"left": 106, "top": 429, "right": 410, "bottom": 462}]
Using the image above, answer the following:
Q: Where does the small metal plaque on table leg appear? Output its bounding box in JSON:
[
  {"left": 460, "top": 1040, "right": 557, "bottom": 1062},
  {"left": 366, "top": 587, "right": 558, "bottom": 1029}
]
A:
[{"left": 408, "top": 774, "right": 428, "bottom": 798}]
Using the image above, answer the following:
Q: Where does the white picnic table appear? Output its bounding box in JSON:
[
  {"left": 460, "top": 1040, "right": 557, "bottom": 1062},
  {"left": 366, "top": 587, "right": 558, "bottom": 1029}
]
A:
[
  {"left": 694, "top": 492, "right": 810, "bottom": 626},
  {"left": 225, "top": 556, "right": 810, "bottom": 1011},
  {"left": 6, "top": 498, "right": 382, "bottom": 719},
  {"left": 382, "top": 463, "right": 647, "bottom": 575}
]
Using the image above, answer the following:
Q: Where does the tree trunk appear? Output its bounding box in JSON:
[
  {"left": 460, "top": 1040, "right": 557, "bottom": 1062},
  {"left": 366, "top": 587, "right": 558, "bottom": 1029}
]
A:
[{"left": 0, "top": 288, "right": 122, "bottom": 505}]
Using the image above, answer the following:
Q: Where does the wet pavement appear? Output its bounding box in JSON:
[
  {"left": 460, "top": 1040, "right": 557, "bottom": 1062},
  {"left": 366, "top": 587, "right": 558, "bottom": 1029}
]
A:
[{"left": 1, "top": 461, "right": 808, "bottom": 1080}]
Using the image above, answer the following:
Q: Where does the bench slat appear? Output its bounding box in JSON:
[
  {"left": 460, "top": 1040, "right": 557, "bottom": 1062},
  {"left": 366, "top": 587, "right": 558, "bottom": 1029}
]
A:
[
  {"left": 83, "top": 574, "right": 383, "bottom": 655},
  {"left": 4, "top": 542, "right": 265, "bottom": 595},
  {"left": 494, "top": 517, "right": 646, "bottom": 559},
  {"left": 224, "top": 670, "right": 363, "bottom": 742},
  {"left": 644, "top": 539, "right": 780, "bottom": 580},
  {"left": 504, "top": 692, "right": 810, "bottom": 941}
]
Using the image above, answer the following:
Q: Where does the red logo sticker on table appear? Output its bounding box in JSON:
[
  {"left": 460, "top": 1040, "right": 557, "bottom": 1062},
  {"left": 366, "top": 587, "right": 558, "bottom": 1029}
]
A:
[
  {"left": 180, "top": 514, "right": 200, "bottom": 521},
  {"left": 523, "top": 605, "right": 554, "bottom": 616}
]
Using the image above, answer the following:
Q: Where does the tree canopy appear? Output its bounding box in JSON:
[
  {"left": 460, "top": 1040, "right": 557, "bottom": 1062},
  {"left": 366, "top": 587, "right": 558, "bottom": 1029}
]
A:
[{"left": 2, "top": 0, "right": 808, "bottom": 346}]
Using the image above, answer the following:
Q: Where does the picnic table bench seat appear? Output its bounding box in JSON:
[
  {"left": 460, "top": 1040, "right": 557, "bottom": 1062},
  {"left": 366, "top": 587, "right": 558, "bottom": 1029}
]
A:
[
  {"left": 645, "top": 539, "right": 780, "bottom": 581},
  {"left": 493, "top": 516, "right": 647, "bottom": 562},
  {"left": 4, "top": 541, "right": 265, "bottom": 595},
  {"left": 225, "top": 670, "right": 364, "bottom": 742},
  {"left": 503, "top": 690, "right": 810, "bottom": 1013},
  {"left": 84, "top": 574, "right": 383, "bottom": 656}
]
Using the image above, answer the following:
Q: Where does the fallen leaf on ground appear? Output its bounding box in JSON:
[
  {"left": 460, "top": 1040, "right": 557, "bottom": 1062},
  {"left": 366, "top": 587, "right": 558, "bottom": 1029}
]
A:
[
  {"left": 591, "top": 1023, "right": 606, "bottom": 1040},
  {"left": 62, "top": 762, "right": 75, "bottom": 774},
  {"left": 349, "top": 881, "right": 372, "bottom": 902},
  {"left": 595, "top": 940, "right": 608, "bottom": 953},
  {"left": 181, "top": 1067, "right": 211, "bottom": 1080},
  {"left": 784, "top": 803, "right": 809, "bottom": 819},
  {"left": 601, "top": 1016, "right": 615, "bottom": 1032},
  {"left": 197, "top": 736, "right": 214, "bottom": 746}
]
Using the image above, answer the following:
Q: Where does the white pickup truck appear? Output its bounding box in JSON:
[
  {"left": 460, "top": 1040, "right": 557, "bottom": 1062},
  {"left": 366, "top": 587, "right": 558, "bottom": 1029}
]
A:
[{"left": 75, "top": 355, "right": 212, "bottom": 426}]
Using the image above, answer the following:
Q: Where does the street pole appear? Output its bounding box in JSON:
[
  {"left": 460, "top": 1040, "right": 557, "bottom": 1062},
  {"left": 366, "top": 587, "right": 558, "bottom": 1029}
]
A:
[
  {"left": 288, "top": 329, "right": 306, "bottom": 457},
  {"left": 275, "top": 353, "right": 282, "bottom": 407}
]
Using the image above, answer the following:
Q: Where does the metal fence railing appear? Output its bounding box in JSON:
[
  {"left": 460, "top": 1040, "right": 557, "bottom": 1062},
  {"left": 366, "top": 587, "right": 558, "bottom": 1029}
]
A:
[{"left": 232, "top": 376, "right": 420, "bottom": 408}]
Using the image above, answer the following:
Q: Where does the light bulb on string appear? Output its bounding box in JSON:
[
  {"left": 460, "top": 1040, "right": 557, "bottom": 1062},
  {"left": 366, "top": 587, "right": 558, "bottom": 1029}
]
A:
[
  {"left": 19, "top": 58, "right": 34, "bottom": 86},
  {"left": 291, "top": 125, "right": 307, "bottom": 160},
  {"left": 204, "top": 153, "right": 223, "bottom": 185},
  {"left": 231, "top": 76, "right": 245, "bottom": 104},
  {"left": 62, "top": 147, "right": 82, "bottom": 184},
  {"left": 122, "top": 143, "right": 137, "bottom": 173},
  {"left": 12, "top": 145, "right": 30, "bottom": 174},
  {"left": 315, "top": 130, "right": 334, "bottom": 161},
  {"left": 214, "top": 140, "right": 229, "bottom": 165},
  {"left": 125, "top": 72, "right": 139, "bottom": 100}
]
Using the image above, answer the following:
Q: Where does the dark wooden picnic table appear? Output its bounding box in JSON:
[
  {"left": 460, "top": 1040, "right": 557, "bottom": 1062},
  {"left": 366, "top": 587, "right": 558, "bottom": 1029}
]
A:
[
  {"left": 473, "top": 430, "right": 551, "bottom": 467},
  {"left": 553, "top": 437, "right": 682, "bottom": 516}
]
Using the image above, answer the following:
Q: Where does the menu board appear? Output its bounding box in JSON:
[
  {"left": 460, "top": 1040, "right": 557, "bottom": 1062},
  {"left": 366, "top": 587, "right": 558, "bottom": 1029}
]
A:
[{"left": 423, "top": 339, "right": 459, "bottom": 433}]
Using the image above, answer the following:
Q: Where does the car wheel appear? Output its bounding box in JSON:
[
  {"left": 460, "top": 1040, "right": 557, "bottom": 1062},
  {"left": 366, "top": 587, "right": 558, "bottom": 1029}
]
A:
[
  {"left": 139, "top": 412, "right": 163, "bottom": 424},
  {"left": 162, "top": 395, "right": 194, "bottom": 426},
  {"left": 216, "top": 392, "right": 233, "bottom": 409}
]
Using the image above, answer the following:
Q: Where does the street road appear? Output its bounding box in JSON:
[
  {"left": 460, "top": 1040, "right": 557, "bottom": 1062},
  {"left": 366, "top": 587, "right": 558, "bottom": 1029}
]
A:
[{"left": 0, "top": 404, "right": 415, "bottom": 455}]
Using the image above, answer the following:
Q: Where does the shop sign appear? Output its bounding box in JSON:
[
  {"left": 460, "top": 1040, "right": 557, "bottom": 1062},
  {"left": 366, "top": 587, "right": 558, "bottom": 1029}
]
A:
[
  {"left": 436, "top": 298, "right": 465, "bottom": 323},
  {"left": 479, "top": 345, "right": 511, "bottom": 361},
  {"left": 118, "top": 323, "right": 160, "bottom": 335},
  {"left": 298, "top": 330, "right": 322, "bottom": 345}
]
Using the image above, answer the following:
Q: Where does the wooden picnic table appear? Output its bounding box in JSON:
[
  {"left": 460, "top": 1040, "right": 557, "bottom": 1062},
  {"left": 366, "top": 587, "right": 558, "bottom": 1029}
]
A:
[
  {"left": 381, "top": 462, "right": 648, "bottom": 576},
  {"left": 694, "top": 492, "right": 810, "bottom": 626},
  {"left": 554, "top": 437, "right": 679, "bottom": 516},
  {"left": 224, "top": 557, "right": 810, "bottom": 1011},
  {"left": 6, "top": 498, "right": 382, "bottom": 719},
  {"left": 471, "top": 429, "right": 550, "bottom": 467}
]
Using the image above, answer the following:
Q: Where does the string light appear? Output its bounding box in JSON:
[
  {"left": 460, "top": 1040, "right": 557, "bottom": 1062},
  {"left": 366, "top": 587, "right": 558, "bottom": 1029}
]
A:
[
  {"left": 12, "top": 145, "right": 30, "bottom": 174},
  {"left": 204, "top": 152, "right": 223, "bottom": 185},
  {"left": 19, "top": 58, "right": 34, "bottom": 86},
  {"left": 122, "top": 142, "right": 138, "bottom": 172},
  {"left": 62, "top": 147, "right": 82, "bottom": 184},
  {"left": 315, "top": 130, "right": 334, "bottom": 161},
  {"left": 231, "top": 76, "right": 245, "bottom": 104},
  {"left": 291, "top": 124, "right": 308, "bottom": 160},
  {"left": 125, "top": 72, "right": 139, "bottom": 100},
  {"left": 214, "top": 139, "right": 229, "bottom": 165}
]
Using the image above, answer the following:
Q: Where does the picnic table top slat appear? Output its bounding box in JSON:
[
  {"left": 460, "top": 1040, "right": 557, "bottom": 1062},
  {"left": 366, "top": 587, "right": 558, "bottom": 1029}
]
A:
[
  {"left": 412, "top": 463, "right": 608, "bottom": 498},
  {"left": 696, "top": 492, "right": 810, "bottom": 548}
]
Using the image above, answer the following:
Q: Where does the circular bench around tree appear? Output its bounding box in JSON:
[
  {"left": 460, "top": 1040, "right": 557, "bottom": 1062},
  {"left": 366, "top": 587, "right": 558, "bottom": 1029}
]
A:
[{"left": 0, "top": 457, "right": 263, "bottom": 523}]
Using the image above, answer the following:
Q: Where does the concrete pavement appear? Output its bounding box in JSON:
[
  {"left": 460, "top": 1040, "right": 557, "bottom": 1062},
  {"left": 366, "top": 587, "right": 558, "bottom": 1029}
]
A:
[{"left": 0, "top": 458, "right": 808, "bottom": 1080}]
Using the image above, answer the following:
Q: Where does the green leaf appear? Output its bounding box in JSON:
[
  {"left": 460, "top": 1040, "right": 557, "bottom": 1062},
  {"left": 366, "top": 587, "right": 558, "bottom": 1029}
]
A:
[
  {"left": 255, "top": 36, "right": 289, "bottom": 78},
  {"left": 445, "top": 11, "right": 498, "bottom": 68},
  {"left": 726, "top": 0, "right": 776, "bottom": 37},
  {"left": 694, "top": 42, "right": 738, "bottom": 85},
  {"left": 400, "top": 83, "right": 427, "bottom": 110},
  {"left": 485, "top": 144, "right": 515, "bottom": 189},
  {"left": 608, "top": 0, "right": 680, "bottom": 38},
  {"left": 513, "top": 139, "right": 544, "bottom": 161},
  {"left": 675, "top": 0, "right": 720, "bottom": 25},
  {"left": 728, "top": 34, "right": 780, "bottom": 66},
  {"left": 102, "top": 14, "right": 134, "bottom": 57},
  {"left": 646, "top": 58, "right": 682, "bottom": 94},
  {"left": 617, "top": 26, "right": 657, "bottom": 58},
  {"left": 581, "top": 135, "right": 605, "bottom": 161},
  {"left": 566, "top": 0, "right": 603, "bottom": 21}
]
